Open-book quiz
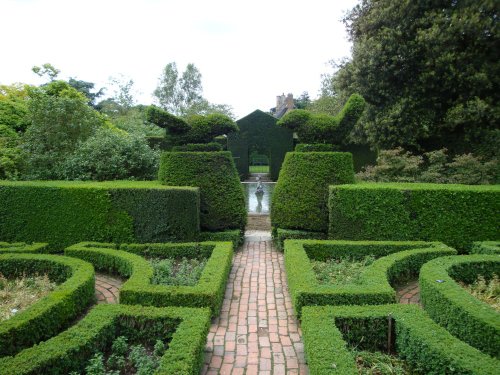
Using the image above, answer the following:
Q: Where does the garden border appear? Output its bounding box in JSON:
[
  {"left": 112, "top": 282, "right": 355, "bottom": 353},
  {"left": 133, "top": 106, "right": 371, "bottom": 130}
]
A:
[{"left": 0, "top": 242, "right": 50, "bottom": 254}]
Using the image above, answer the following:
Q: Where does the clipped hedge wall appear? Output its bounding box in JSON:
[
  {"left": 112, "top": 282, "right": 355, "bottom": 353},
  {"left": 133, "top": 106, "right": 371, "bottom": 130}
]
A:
[
  {"left": 471, "top": 241, "right": 500, "bottom": 254},
  {"left": 65, "top": 241, "right": 233, "bottom": 315},
  {"left": 158, "top": 152, "right": 246, "bottom": 231},
  {"left": 420, "top": 255, "right": 500, "bottom": 358},
  {"left": 0, "top": 304, "right": 211, "bottom": 375},
  {"left": 0, "top": 242, "right": 50, "bottom": 254},
  {"left": 329, "top": 183, "right": 500, "bottom": 252},
  {"left": 272, "top": 228, "right": 326, "bottom": 251},
  {"left": 284, "top": 240, "right": 456, "bottom": 316},
  {"left": 172, "top": 143, "right": 223, "bottom": 152},
  {"left": 199, "top": 229, "right": 243, "bottom": 248},
  {"left": 301, "top": 304, "right": 499, "bottom": 375},
  {"left": 0, "top": 253, "right": 94, "bottom": 357},
  {"left": 295, "top": 143, "right": 339, "bottom": 152},
  {"left": 271, "top": 152, "right": 355, "bottom": 233},
  {"left": 0, "top": 181, "right": 200, "bottom": 249}
]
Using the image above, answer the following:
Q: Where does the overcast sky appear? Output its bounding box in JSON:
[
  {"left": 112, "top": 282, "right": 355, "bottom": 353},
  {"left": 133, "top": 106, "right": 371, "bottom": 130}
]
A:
[{"left": 0, "top": 0, "right": 359, "bottom": 118}]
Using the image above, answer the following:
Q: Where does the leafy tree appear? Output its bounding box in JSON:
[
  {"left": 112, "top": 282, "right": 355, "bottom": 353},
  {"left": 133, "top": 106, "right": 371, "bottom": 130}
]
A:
[
  {"left": 67, "top": 78, "right": 105, "bottom": 106},
  {"left": 153, "top": 62, "right": 234, "bottom": 117},
  {"left": 294, "top": 91, "right": 311, "bottom": 109},
  {"left": 32, "top": 63, "right": 60, "bottom": 81},
  {"left": 0, "top": 84, "right": 30, "bottom": 132},
  {"left": 106, "top": 74, "right": 137, "bottom": 112},
  {"left": 0, "top": 124, "right": 23, "bottom": 179},
  {"left": 328, "top": 0, "right": 499, "bottom": 154}
]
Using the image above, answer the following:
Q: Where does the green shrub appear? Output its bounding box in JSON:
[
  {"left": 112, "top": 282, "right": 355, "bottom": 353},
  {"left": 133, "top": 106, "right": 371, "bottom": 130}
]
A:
[
  {"left": 329, "top": 183, "right": 500, "bottom": 252},
  {"left": 199, "top": 229, "right": 243, "bottom": 248},
  {"left": 0, "top": 304, "right": 211, "bottom": 375},
  {"left": 158, "top": 152, "right": 246, "bottom": 231},
  {"left": 271, "top": 152, "right": 355, "bottom": 232},
  {"left": 419, "top": 255, "right": 500, "bottom": 357},
  {"left": 272, "top": 228, "right": 327, "bottom": 251},
  {"left": 145, "top": 105, "right": 190, "bottom": 135},
  {"left": 0, "top": 181, "right": 200, "bottom": 249},
  {"left": 0, "top": 253, "right": 94, "bottom": 357},
  {"left": 65, "top": 241, "right": 233, "bottom": 315},
  {"left": 284, "top": 240, "right": 455, "bottom": 316},
  {"left": 471, "top": 241, "right": 500, "bottom": 255},
  {"left": 294, "top": 143, "right": 339, "bottom": 152},
  {"left": 301, "top": 304, "right": 499, "bottom": 375},
  {"left": 0, "top": 242, "right": 50, "bottom": 254},
  {"left": 0, "top": 124, "right": 23, "bottom": 180},
  {"left": 172, "top": 143, "right": 222, "bottom": 152}
]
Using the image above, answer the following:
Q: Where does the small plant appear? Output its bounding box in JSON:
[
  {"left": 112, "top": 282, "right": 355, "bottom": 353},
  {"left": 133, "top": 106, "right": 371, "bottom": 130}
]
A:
[
  {"left": 460, "top": 274, "right": 499, "bottom": 312},
  {"left": 150, "top": 257, "right": 207, "bottom": 286},
  {"left": 311, "top": 255, "right": 376, "bottom": 285},
  {"left": 0, "top": 273, "right": 57, "bottom": 321},
  {"left": 353, "top": 349, "right": 412, "bottom": 375}
]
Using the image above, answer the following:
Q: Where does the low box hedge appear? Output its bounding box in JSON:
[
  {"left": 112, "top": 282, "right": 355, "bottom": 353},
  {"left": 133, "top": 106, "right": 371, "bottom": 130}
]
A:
[
  {"left": 0, "top": 181, "right": 200, "bottom": 250},
  {"left": 0, "top": 304, "right": 211, "bottom": 375},
  {"left": 158, "top": 152, "right": 246, "bottom": 231},
  {"left": 419, "top": 255, "right": 500, "bottom": 358},
  {"left": 272, "top": 228, "right": 327, "bottom": 251},
  {"left": 271, "top": 152, "right": 355, "bottom": 233},
  {"left": 329, "top": 183, "right": 500, "bottom": 252},
  {"left": 285, "top": 240, "right": 456, "bottom": 316},
  {"left": 301, "top": 304, "right": 499, "bottom": 375},
  {"left": 0, "top": 253, "right": 94, "bottom": 357},
  {"left": 199, "top": 229, "right": 244, "bottom": 248},
  {"left": 471, "top": 241, "right": 500, "bottom": 255},
  {"left": 0, "top": 242, "right": 50, "bottom": 254},
  {"left": 65, "top": 241, "right": 233, "bottom": 315}
]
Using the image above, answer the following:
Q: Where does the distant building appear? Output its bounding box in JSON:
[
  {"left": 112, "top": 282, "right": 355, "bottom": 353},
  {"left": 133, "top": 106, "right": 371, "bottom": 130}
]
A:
[{"left": 270, "top": 93, "right": 294, "bottom": 118}]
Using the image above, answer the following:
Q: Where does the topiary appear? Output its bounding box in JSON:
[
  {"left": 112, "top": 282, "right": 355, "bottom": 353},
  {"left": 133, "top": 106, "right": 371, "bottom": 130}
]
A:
[
  {"left": 158, "top": 151, "right": 246, "bottom": 231},
  {"left": 271, "top": 152, "right": 355, "bottom": 232}
]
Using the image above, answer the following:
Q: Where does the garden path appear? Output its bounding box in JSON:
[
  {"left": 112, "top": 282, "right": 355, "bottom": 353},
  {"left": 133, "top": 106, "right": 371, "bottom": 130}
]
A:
[
  {"left": 95, "top": 273, "right": 122, "bottom": 304},
  {"left": 203, "top": 231, "right": 309, "bottom": 375},
  {"left": 396, "top": 279, "right": 421, "bottom": 305}
]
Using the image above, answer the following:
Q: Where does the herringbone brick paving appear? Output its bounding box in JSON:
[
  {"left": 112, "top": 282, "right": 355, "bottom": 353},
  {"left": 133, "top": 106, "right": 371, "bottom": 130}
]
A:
[{"left": 203, "top": 236, "right": 309, "bottom": 375}]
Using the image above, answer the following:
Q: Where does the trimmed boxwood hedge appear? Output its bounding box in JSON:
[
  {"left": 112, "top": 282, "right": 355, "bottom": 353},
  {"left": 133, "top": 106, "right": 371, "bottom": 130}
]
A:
[
  {"left": 285, "top": 240, "right": 456, "bottom": 316},
  {"left": 329, "top": 183, "right": 500, "bottom": 252},
  {"left": 271, "top": 152, "right": 355, "bottom": 233},
  {"left": 65, "top": 241, "right": 233, "bottom": 315},
  {"left": 471, "top": 241, "right": 500, "bottom": 255},
  {"left": 172, "top": 143, "right": 223, "bottom": 152},
  {"left": 0, "top": 253, "right": 94, "bottom": 357},
  {"left": 419, "top": 255, "right": 500, "bottom": 358},
  {"left": 0, "top": 242, "right": 50, "bottom": 254},
  {"left": 295, "top": 143, "right": 339, "bottom": 152},
  {"left": 158, "top": 151, "right": 246, "bottom": 231},
  {"left": 0, "top": 181, "right": 200, "bottom": 250},
  {"left": 301, "top": 304, "right": 499, "bottom": 375},
  {"left": 0, "top": 304, "right": 211, "bottom": 375},
  {"left": 272, "top": 228, "right": 327, "bottom": 251},
  {"left": 199, "top": 229, "right": 244, "bottom": 248}
]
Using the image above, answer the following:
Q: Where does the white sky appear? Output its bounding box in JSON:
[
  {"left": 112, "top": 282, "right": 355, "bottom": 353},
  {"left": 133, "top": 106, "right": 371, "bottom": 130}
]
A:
[{"left": 0, "top": 0, "right": 359, "bottom": 119}]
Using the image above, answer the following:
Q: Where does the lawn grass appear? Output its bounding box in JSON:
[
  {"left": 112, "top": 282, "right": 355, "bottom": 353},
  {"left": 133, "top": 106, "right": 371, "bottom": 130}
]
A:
[{"left": 249, "top": 165, "right": 269, "bottom": 173}]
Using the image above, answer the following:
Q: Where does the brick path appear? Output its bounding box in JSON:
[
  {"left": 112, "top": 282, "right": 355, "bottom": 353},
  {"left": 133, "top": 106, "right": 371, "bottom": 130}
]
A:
[
  {"left": 203, "top": 234, "right": 309, "bottom": 375},
  {"left": 95, "top": 273, "right": 122, "bottom": 304},
  {"left": 396, "top": 280, "right": 421, "bottom": 305}
]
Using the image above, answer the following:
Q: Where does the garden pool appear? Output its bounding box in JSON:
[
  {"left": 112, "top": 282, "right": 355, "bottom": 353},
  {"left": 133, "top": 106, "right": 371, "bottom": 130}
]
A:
[{"left": 243, "top": 182, "right": 275, "bottom": 214}]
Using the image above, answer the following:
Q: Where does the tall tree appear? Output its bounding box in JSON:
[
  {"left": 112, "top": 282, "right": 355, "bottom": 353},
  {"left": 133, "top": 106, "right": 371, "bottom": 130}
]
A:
[{"left": 327, "top": 0, "right": 499, "bottom": 155}]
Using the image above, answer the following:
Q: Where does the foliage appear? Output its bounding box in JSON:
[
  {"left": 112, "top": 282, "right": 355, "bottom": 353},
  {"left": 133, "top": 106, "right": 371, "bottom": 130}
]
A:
[
  {"left": 326, "top": 0, "right": 500, "bottom": 155},
  {"left": 0, "top": 125, "right": 23, "bottom": 179},
  {"left": 312, "top": 255, "right": 375, "bottom": 286},
  {"left": 22, "top": 81, "right": 106, "bottom": 179},
  {"left": 0, "top": 273, "right": 56, "bottom": 321},
  {"left": 65, "top": 242, "right": 233, "bottom": 315},
  {"left": 145, "top": 105, "right": 190, "bottom": 135},
  {"left": 329, "top": 183, "right": 500, "bottom": 252},
  {"left": 357, "top": 147, "right": 499, "bottom": 184},
  {"left": 68, "top": 78, "right": 105, "bottom": 107},
  {"left": 301, "top": 304, "right": 499, "bottom": 375},
  {"left": 150, "top": 257, "right": 208, "bottom": 287},
  {"left": 0, "top": 253, "right": 94, "bottom": 357},
  {"left": 0, "top": 242, "right": 50, "bottom": 254},
  {"left": 271, "top": 152, "right": 355, "bottom": 232},
  {"left": 471, "top": 241, "right": 500, "bottom": 255},
  {"left": 0, "top": 83, "right": 30, "bottom": 132},
  {"left": 460, "top": 274, "right": 499, "bottom": 312},
  {"left": 178, "top": 113, "right": 238, "bottom": 144},
  {"left": 284, "top": 240, "right": 455, "bottom": 316},
  {"left": 158, "top": 152, "right": 246, "bottom": 231},
  {"left": 420, "top": 255, "right": 500, "bottom": 357},
  {"left": 0, "top": 304, "right": 211, "bottom": 375},
  {"left": 0, "top": 181, "right": 200, "bottom": 249},
  {"left": 353, "top": 350, "right": 411, "bottom": 375},
  {"left": 295, "top": 143, "right": 338, "bottom": 152},
  {"left": 62, "top": 127, "right": 159, "bottom": 181},
  {"left": 294, "top": 91, "right": 311, "bottom": 110},
  {"left": 32, "top": 63, "right": 60, "bottom": 81},
  {"left": 171, "top": 143, "right": 222, "bottom": 152},
  {"left": 277, "top": 94, "right": 365, "bottom": 144}
]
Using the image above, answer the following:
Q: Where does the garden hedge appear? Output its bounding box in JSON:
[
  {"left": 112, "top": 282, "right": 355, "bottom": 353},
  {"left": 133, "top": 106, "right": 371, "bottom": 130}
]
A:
[
  {"left": 172, "top": 143, "right": 223, "bottom": 152},
  {"left": 65, "top": 241, "right": 233, "bottom": 315},
  {"left": 0, "top": 242, "right": 50, "bottom": 254},
  {"left": 420, "top": 255, "right": 500, "bottom": 358},
  {"left": 0, "top": 304, "right": 211, "bottom": 375},
  {"left": 329, "top": 183, "right": 500, "bottom": 252},
  {"left": 295, "top": 143, "right": 339, "bottom": 152},
  {"left": 284, "top": 240, "right": 456, "bottom": 316},
  {"left": 301, "top": 304, "right": 499, "bottom": 375},
  {"left": 0, "top": 181, "right": 200, "bottom": 250},
  {"left": 0, "top": 253, "right": 94, "bottom": 357},
  {"left": 158, "top": 151, "right": 246, "bottom": 231},
  {"left": 471, "top": 241, "right": 500, "bottom": 255},
  {"left": 271, "top": 152, "right": 355, "bottom": 233},
  {"left": 199, "top": 229, "right": 244, "bottom": 248},
  {"left": 272, "top": 228, "right": 326, "bottom": 251}
]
